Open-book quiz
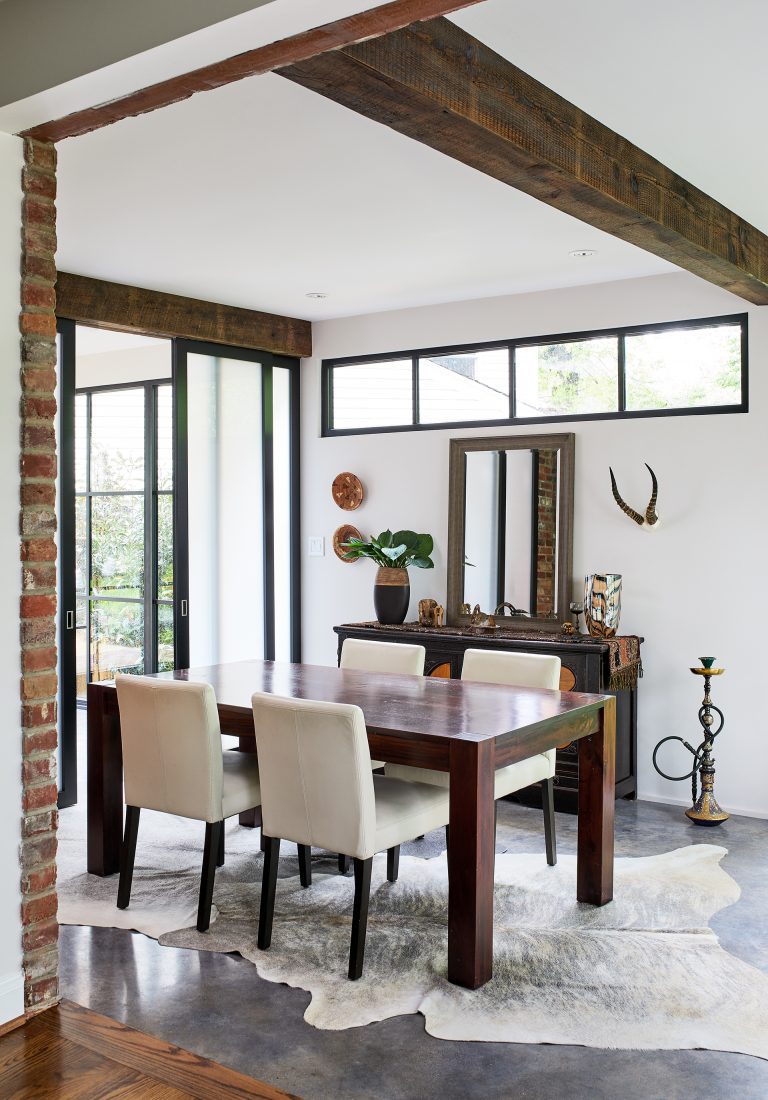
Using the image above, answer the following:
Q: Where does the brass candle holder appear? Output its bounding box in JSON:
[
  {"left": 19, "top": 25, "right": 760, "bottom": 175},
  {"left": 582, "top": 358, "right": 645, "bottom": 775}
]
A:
[{"left": 652, "top": 659, "right": 729, "bottom": 826}]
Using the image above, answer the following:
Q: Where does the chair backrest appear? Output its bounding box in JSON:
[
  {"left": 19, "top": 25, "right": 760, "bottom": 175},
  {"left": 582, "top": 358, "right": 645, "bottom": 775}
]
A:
[
  {"left": 340, "top": 638, "right": 425, "bottom": 676},
  {"left": 461, "top": 649, "right": 561, "bottom": 690},
  {"left": 115, "top": 675, "right": 224, "bottom": 822},
  {"left": 251, "top": 692, "right": 376, "bottom": 859}
]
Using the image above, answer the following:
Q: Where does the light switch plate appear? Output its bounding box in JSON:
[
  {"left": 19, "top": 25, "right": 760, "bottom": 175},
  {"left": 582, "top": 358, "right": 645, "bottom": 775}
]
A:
[{"left": 308, "top": 536, "right": 325, "bottom": 557}]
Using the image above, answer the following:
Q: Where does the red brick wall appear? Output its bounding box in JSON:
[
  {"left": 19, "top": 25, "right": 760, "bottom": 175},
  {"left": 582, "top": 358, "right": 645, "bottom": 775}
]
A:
[
  {"left": 535, "top": 449, "right": 557, "bottom": 617},
  {"left": 19, "top": 137, "right": 59, "bottom": 1013}
]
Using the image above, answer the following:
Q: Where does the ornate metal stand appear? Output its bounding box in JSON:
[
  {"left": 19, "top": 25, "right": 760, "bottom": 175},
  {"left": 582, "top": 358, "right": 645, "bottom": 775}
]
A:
[{"left": 652, "top": 664, "right": 728, "bottom": 826}]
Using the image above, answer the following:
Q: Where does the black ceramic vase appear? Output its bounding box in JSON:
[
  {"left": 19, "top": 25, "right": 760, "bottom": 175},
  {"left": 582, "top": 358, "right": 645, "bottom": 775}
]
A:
[{"left": 373, "top": 567, "right": 410, "bottom": 625}]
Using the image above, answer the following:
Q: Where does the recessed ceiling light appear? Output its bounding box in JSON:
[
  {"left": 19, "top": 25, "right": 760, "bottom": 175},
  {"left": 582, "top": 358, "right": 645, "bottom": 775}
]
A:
[
  {"left": 569, "top": 249, "right": 597, "bottom": 259},
  {"left": 305, "top": 291, "right": 329, "bottom": 299}
]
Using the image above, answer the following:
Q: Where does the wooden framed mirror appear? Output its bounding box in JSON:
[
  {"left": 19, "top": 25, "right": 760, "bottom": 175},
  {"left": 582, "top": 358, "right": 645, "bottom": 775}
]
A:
[{"left": 447, "top": 433, "right": 574, "bottom": 629}]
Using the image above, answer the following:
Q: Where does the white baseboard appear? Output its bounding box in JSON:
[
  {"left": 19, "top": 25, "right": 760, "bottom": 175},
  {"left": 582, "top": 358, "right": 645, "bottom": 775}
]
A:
[
  {"left": 637, "top": 793, "right": 768, "bottom": 821},
  {"left": 0, "top": 971, "right": 23, "bottom": 1027}
]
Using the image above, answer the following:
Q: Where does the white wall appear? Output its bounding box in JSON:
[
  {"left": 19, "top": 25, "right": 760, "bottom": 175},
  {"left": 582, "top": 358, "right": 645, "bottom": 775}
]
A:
[
  {"left": 301, "top": 271, "right": 768, "bottom": 819},
  {"left": 0, "top": 132, "right": 25, "bottom": 1024}
]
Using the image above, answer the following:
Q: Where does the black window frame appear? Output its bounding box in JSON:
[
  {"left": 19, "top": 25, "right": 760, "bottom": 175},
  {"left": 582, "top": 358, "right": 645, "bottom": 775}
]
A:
[{"left": 321, "top": 312, "right": 748, "bottom": 437}]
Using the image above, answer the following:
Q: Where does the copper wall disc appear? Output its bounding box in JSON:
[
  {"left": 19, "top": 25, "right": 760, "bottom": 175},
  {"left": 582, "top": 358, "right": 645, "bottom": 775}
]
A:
[
  {"left": 333, "top": 524, "right": 362, "bottom": 562},
  {"left": 332, "top": 472, "right": 364, "bottom": 510}
]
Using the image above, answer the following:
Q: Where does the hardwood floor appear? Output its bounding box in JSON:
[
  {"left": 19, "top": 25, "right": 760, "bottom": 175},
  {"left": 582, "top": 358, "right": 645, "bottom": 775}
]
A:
[{"left": 0, "top": 999, "right": 299, "bottom": 1099}]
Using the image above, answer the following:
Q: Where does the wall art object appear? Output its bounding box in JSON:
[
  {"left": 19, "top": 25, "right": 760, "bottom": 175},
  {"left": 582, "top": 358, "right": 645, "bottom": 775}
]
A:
[
  {"left": 609, "top": 463, "right": 660, "bottom": 529},
  {"left": 332, "top": 472, "right": 364, "bottom": 511}
]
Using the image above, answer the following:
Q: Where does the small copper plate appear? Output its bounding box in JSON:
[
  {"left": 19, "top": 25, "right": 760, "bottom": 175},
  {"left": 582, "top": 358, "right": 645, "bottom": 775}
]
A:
[
  {"left": 332, "top": 472, "right": 364, "bottom": 510},
  {"left": 333, "top": 524, "right": 362, "bottom": 562}
]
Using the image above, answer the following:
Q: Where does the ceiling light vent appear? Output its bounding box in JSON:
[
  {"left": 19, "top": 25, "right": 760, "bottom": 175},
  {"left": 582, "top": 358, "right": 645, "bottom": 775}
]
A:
[
  {"left": 305, "top": 291, "right": 329, "bottom": 299},
  {"left": 569, "top": 249, "right": 597, "bottom": 259}
]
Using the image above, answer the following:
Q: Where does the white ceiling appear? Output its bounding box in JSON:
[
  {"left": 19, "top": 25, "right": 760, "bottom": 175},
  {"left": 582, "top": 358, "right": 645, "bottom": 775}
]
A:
[{"left": 46, "top": 0, "right": 768, "bottom": 322}]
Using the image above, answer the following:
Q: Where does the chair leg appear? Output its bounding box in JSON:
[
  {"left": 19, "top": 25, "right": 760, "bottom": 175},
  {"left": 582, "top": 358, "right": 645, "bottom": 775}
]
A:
[
  {"left": 258, "top": 836, "right": 280, "bottom": 950},
  {"left": 298, "top": 844, "right": 312, "bottom": 887},
  {"left": 217, "top": 823, "right": 225, "bottom": 868},
  {"left": 386, "top": 845, "right": 400, "bottom": 883},
  {"left": 338, "top": 853, "right": 350, "bottom": 874},
  {"left": 260, "top": 828, "right": 268, "bottom": 853},
  {"left": 542, "top": 777, "right": 557, "bottom": 866},
  {"left": 348, "top": 857, "right": 373, "bottom": 980},
  {"left": 197, "top": 821, "right": 223, "bottom": 933},
  {"left": 117, "top": 806, "right": 140, "bottom": 910}
]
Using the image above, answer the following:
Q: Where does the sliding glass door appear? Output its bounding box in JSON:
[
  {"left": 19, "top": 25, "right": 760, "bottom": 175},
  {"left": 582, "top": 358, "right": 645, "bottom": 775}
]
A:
[
  {"left": 173, "top": 341, "right": 300, "bottom": 667},
  {"left": 74, "top": 380, "right": 174, "bottom": 690},
  {"left": 58, "top": 325, "right": 300, "bottom": 808}
]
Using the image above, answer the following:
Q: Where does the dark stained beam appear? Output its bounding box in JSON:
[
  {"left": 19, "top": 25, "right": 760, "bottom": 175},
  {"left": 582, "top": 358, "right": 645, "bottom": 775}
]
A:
[
  {"left": 21, "top": 0, "right": 486, "bottom": 143},
  {"left": 56, "top": 272, "right": 312, "bottom": 358},
  {"left": 279, "top": 18, "right": 768, "bottom": 305}
]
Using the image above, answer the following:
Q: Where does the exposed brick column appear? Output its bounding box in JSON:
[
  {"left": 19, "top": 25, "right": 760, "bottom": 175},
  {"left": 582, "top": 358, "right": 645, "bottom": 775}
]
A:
[
  {"left": 19, "top": 138, "right": 59, "bottom": 1013},
  {"left": 535, "top": 449, "right": 557, "bottom": 616}
]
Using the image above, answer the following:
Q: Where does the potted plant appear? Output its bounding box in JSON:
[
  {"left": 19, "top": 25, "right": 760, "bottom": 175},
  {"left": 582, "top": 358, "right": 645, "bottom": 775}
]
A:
[{"left": 342, "top": 529, "right": 434, "bottom": 624}]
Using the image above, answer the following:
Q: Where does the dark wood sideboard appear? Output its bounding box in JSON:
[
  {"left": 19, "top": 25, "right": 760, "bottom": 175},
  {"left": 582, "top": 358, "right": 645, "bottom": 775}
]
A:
[{"left": 334, "top": 622, "right": 641, "bottom": 813}]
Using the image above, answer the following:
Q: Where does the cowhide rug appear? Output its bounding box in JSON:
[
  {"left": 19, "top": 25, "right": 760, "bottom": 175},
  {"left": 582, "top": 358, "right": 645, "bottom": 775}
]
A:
[{"left": 57, "top": 806, "right": 768, "bottom": 1057}]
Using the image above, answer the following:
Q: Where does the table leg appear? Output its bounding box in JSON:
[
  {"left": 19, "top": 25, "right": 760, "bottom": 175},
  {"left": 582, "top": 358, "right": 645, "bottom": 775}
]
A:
[
  {"left": 238, "top": 735, "right": 259, "bottom": 828},
  {"left": 577, "top": 697, "right": 616, "bottom": 905},
  {"left": 447, "top": 738, "right": 495, "bottom": 988},
  {"left": 87, "top": 684, "right": 123, "bottom": 877}
]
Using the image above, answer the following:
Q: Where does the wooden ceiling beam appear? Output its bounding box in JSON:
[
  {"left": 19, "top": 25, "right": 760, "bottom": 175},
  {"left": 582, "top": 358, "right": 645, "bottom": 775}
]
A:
[
  {"left": 279, "top": 18, "right": 768, "bottom": 305},
  {"left": 20, "top": 0, "right": 486, "bottom": 143},
  {"left": 56, "top": 272, "right": 312, "bottom": 358}
]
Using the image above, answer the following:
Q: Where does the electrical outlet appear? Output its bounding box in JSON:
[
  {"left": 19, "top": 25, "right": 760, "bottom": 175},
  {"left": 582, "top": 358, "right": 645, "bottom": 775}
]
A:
[{"left": 308, "top": 536, "right": 325, "bottom": 557}]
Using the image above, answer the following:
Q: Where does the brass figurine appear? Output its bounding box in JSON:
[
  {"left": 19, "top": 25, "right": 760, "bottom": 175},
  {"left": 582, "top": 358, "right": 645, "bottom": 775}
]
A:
[
  {"left": 418, "top": 598, "right": 445, "bottom": 628},
  {"left": 418, "top": 598, "right": 438, "bottom": 626}
]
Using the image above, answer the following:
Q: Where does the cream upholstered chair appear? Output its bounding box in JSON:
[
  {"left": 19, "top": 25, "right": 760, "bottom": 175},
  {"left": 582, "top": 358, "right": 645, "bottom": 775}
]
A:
[
  {"left": 336, "top": 637, "right": 427, "bottom": 870},
  {"left": 386, "top": 648, "right": 561, "bottom": 866},
  {"left": 251, "top": 692, "right": 450, "bottom": 980},
  {"left": 115, "top": 675, "right": 261, "bottom": 932},
  {"left": 339, "top": 638, "right": 426, "bottom": 677}
]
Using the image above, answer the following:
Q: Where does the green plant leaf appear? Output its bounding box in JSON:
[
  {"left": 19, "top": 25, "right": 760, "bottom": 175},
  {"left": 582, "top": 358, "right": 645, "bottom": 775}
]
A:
[
  {"left": 415, "top": 533, "right": 433, "bottom": 557},
  {"left": 377, "top": 530, "right": 393, "bottom": 548},
  {"left": 382, "top": 543, "right": 407, "bottom": 561},
  {"left": 411, "top": 556, "right": 434, "bottom": 569},
  {"left": 392, "top": 529, "right": 418, "bottom": 549}
]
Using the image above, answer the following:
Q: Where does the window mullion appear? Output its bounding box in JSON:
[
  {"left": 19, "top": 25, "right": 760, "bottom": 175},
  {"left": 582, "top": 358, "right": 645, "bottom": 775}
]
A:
[
  {"left": 617, "top": 334, "right": 626, "bottom": 413},
  {"left": 509, "top": 345, "right": 516, "bottom": 420}
]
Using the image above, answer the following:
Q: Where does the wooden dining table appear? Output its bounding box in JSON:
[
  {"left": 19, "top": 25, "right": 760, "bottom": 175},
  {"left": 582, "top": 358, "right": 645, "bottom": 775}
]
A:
[{"left": 86, "top": 659, "right": 616, "bottom": 991}]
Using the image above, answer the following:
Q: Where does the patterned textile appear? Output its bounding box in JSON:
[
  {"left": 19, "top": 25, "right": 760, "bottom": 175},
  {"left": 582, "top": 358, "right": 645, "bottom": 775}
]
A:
[
  {"left": 606, "top": 635, "right": 643, "bottom": 691},
  {"left": 343, "top": 623, "right": 643, "bottom": 691}
]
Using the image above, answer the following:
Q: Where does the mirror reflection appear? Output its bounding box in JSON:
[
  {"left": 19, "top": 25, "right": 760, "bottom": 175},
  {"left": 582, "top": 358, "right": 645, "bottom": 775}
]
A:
[{"left": 463, "top": 447, "right": 559, "bottom": 619}]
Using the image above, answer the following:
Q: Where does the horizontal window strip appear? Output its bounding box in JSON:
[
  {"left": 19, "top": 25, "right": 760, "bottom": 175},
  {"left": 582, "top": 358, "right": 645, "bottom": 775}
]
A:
[{"left": 322, "top": 314, "right": 747, "bottom": 436}]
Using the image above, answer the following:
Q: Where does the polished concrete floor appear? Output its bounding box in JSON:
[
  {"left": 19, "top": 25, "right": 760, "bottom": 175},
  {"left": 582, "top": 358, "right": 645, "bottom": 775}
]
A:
[{"left": 60, "top": 796, "right": 768, "bottom": 1100}]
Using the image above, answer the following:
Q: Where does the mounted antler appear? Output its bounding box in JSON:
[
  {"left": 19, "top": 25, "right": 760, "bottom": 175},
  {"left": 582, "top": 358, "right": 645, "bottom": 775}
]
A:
[{"left": 609, "top": 464, "right": 660, "bottom": 528}]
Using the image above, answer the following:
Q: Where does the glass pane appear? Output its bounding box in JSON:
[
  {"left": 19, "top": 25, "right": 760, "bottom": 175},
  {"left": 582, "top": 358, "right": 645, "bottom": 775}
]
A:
[
  {"left": 157, "top": 493, "right": 174, "bottom": 601},
  {"left": 157, "top": 384, "right": 174, "bottom": 490},
  {"left": 187, "top": 354, "right": 264, "bottom": 665},
  {"left": 272, "top": 367, "right": 292, "bottom": 661},
  {"left": 76, "top": 597, "right": 88, "bottom": 701},
  {"left": 625, "top": 324, "right": 742, "bottom": 411},
  {"left": 75, "top": 496, "right": 87, "bottom": 595},
  {"left": 90, "top": 388, "right": 145, "bottom": 491},
  {"left": 75, "top": 394, "right": 87, "bottom": 492},
  {"left": 331, "top": 360, "right": 412, "bottom": 429},
  {"left": 419, "top": 348, "right": 509, "bottom": 423},
  {"left": 91, "top": 494, "right": 144, "bottom": 598},
  {"left": 157, "top": 603, "right": 175, "bottom": 672},
  {"left": 516, "top": 337, "right": 619, "bottom": 417},
  {"left": 90, "top": 600, "right": 144, "bottom": 682}
]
